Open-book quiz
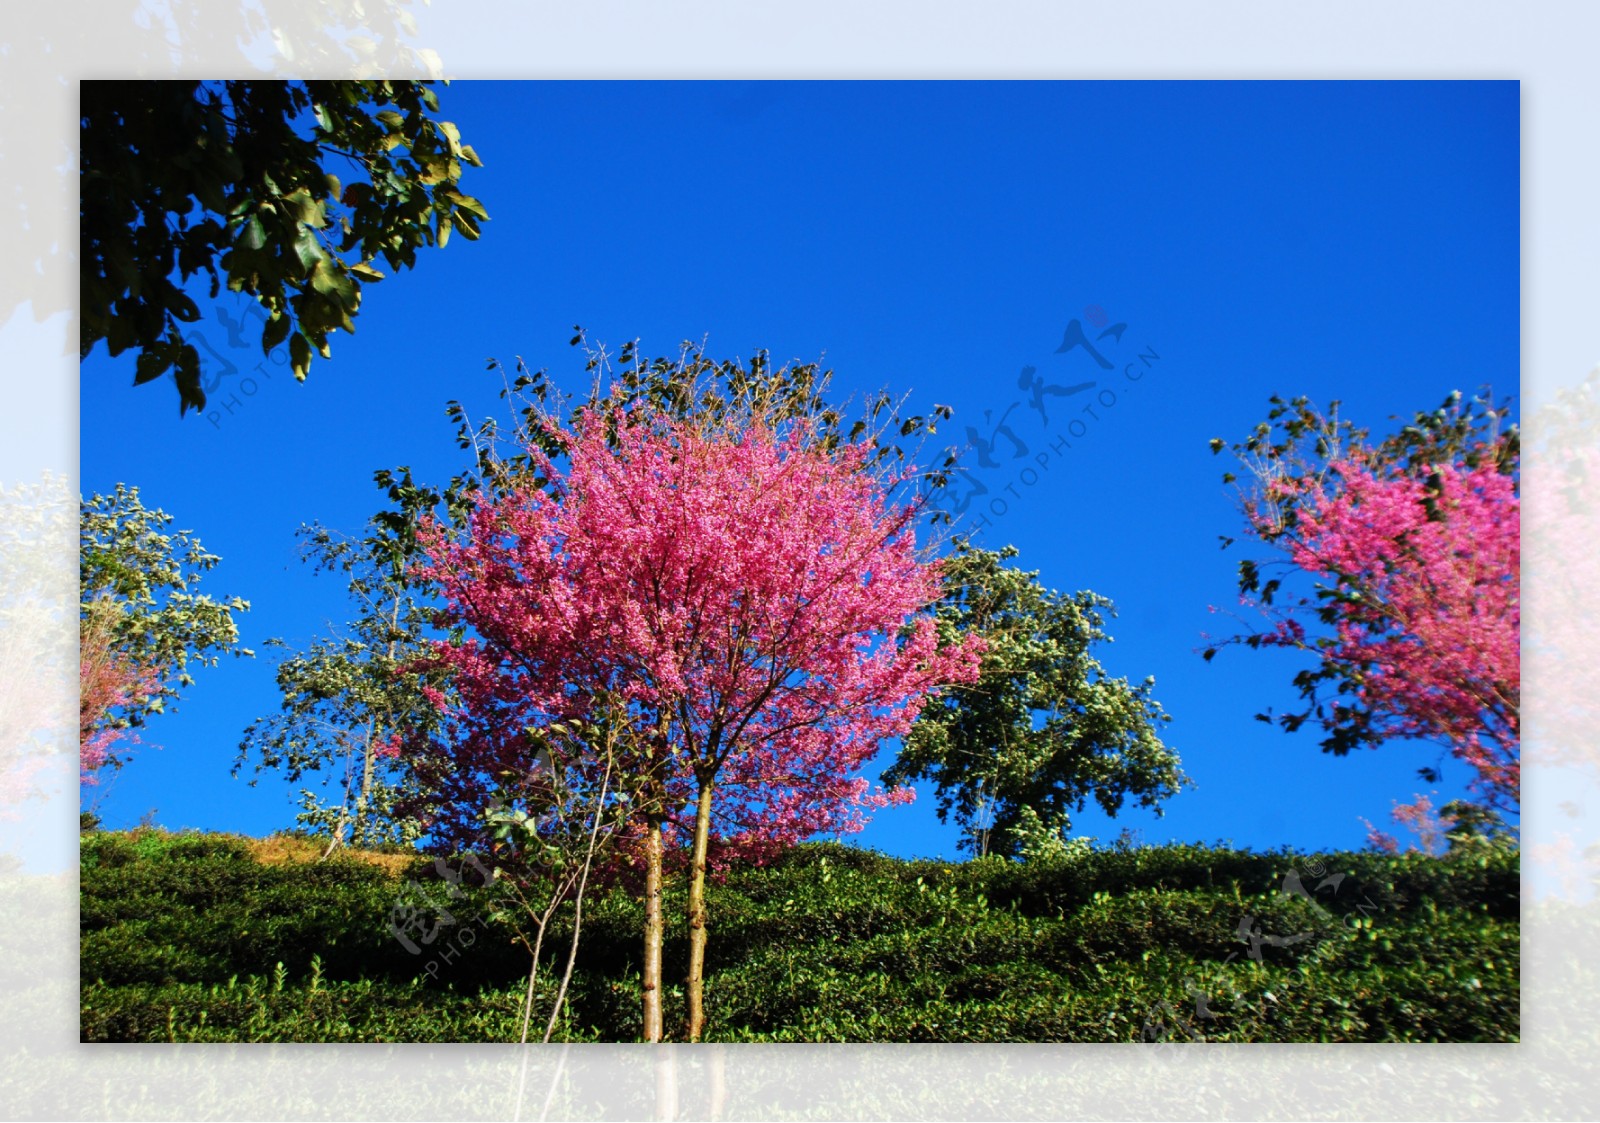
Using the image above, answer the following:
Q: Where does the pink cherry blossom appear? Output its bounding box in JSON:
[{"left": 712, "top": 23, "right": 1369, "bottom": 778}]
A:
[
  {"left": 79, "top": 605, "right": 162, "bottom": 784},
  {"left": 1247, "top": 454, "right": 1519, "bottom": 809},
  {"left": 404, "top": 403, "right": 984, "bottom": 863}
]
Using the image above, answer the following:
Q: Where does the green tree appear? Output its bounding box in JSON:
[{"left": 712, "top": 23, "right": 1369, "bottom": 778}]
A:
[
  {"left": 884, "top": 542, "right": 1187, "bottom": 859},
  {"left": 235, "top": 468, "right": 463, "bottom": 851},
  {"left": 80, "top": 79, "right": 488, "bottom": 414},
  {"left": 79, "top": 484, "right": 251, "bottom": 773}
]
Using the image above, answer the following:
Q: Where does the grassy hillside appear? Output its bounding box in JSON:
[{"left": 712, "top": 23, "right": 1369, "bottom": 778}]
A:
[{"left": 80, "top": 829, "right": 1517, "bottom": 1043}]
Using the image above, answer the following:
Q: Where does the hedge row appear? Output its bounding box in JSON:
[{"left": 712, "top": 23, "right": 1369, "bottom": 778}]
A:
[{"left": 81, "top": 831, "right": 1519, "bottom": 1042}]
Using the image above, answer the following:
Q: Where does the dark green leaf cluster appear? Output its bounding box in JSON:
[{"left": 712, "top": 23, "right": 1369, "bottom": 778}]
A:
[
  {"left": 82, "top": 970, "right": 565, "bottom": 1044},
  {"left": 1214, "top": 388, "right": 1518, "bottom": 489},
  {"left": 886, "top": 542, "right": 1188, "bottom": 858},
  {"left": 80, "top": 831, "right": 521, "bottom": 990},
  {"left": 81, "top": 80, "right": 486, "bottom": 413}
]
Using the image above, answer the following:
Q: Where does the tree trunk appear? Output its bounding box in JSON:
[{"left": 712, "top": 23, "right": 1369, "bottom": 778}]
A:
[
  {"left": 352, "top": 719, "right": 378, "bottom": 847},
  {"left": 642, "top": 812, "right": 665, "bottom": 1043},
  {"left": 319, "top": 801, "right": 350, "bottom": 860},
  {"left": 543, "top": 756, "right": 614, "bottom": 1043},
  {"left": 685, "top": 775, "right": 715, "bottom": 1042},
  {"left": 351, "top": 591, "right": 404, "bottom": 847}
]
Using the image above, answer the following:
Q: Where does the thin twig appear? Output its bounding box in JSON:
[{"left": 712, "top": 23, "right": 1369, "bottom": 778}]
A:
[{"left": 543, "top": 742, "right": 616, "bottom": 1043}]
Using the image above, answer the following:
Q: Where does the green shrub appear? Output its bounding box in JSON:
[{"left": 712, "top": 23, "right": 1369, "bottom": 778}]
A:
[{"left": 80, "top": 832, "right": 1518, "bottom": 1043}]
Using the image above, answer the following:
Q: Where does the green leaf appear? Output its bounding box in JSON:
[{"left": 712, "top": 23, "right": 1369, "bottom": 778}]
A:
[
  {"left": 240, "top": 216, "right": 266, "bottom": 251},
  {"left": 308, "top": 259, "right": 350, "bottom": 303},
  {"left": 261, "top": 312, "right": 291, "bottom": 355},
  {"left": 446, "top": 191, "right": 488, "bottom": 220},
  {"left": 175, "top": 344, "right": 204, "bottom": 414},
  {"left": 289, "top": 332, "right": 312, "bottom": 380},
  {"left": 135, "top": 347, "right": 175, "bottom": 385},
  {"left": 293, "top": 231, "right": 325, "bottom": 275},
  {"left": 282, "top": 187, "right": 325, "bottom": 227},
  {"left": 167, "top": 291, "right": 201, "bottom": 323},
  {"left": 416, "top": 155, "right": 450, "bottom": 186}
]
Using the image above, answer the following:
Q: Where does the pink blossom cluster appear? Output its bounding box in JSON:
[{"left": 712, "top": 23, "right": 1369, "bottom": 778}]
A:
[
  {"left": 1362, "top": 792, "right": 1451, "bottom": 856},
  {"left": 79, "top": 611, "right": 161, "bottom": 784},
  {"left": 1263, "top": 456, "right": 1519, "bottom": 806},
  {"left": 407, "top": 405, "right": 983, "bottom": 864}
]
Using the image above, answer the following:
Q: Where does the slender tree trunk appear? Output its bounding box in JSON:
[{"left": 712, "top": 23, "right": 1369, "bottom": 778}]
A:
[
  {"left": 543, "top": 756, "right": 613, "bottom": 1043},
  {"left": 976, "top": 778, "right": 991, "bottom": 859},
  {"left": 352, "top": 718, "right": 378, "bottom": 847},
  {"left": 518, "top": 922, "right": 550, "bottom": 1045},
  {"left": 319, "top": 749, "right": 360, "bottom": 860},
  {"left": 351, "top": 591, "right": 404, "bottom": 847},
  {"left": 319, "top": 803, "right": 350, "bottom": 860},
  {"left": 685, "top": 774, "right": 715, "bottom": 1042},
  {"left": 642, "top": 812, "right": 665, "bottom": 1043}
]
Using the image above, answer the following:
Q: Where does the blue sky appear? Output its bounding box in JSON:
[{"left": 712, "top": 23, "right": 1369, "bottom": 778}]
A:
[{"left": 79, "top": 80, "right": 1519, "bottom": 859}]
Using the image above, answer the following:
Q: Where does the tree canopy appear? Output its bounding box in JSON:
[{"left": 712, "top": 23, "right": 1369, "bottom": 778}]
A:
[
  {"left": 80, "top": 79, "right": 487, "bottom": 414},
  {"left": 884, "top": 542, "right": 1187, "bottom": 860},
  {"left": 394, "top": 345, "right": 980, "bottom": 1041},
  {"left": 79, "top": 485, "right": 251, "bottom": 779},
  {"left": 1207, "top": 390, "right": 1520, "bottom": 813},
  {"left": 234, "top": 468, "right": 459, "bottom": 849}
]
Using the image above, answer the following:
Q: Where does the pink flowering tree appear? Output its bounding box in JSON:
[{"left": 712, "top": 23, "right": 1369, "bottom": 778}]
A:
[
  {"left": 79, "top": 600, "right": 161, "bottom": 784},
  {"left": 1363, "top": 793, "right": 1514, "bottom": 856},
  {"left": 406, "top": 351, "right": 981, "bottom": 1041},
  {"left": 79, "top": 485, "right": 251, "bottom": 789},
  {"left": 1206, "top": 391, "right": 1520, "bottom": 816}
]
